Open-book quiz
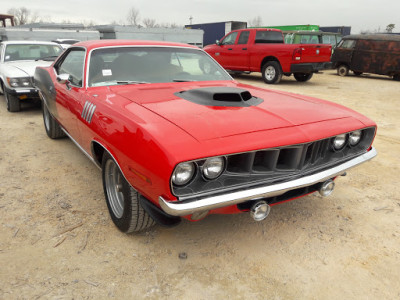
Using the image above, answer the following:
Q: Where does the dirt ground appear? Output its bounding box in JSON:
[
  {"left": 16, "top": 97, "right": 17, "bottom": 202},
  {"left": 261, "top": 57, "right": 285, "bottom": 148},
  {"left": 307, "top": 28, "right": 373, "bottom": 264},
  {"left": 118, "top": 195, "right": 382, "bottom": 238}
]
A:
[{"left": 0, "top": 70, "right": 399, "bottom": 299}]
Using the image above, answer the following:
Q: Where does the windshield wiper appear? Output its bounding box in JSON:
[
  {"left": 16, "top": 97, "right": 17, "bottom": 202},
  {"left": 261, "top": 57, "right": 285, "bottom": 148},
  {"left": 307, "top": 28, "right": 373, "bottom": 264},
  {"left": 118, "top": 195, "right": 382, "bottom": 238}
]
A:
[
  {"left": 116, "top": 80, "right": 149, "bottom": 85},
  {"left": 35, "top": 55, "right": 59, "bottom": 61},
  {"left": 172, "top": 79, "right": 196, "bottom": 82}
]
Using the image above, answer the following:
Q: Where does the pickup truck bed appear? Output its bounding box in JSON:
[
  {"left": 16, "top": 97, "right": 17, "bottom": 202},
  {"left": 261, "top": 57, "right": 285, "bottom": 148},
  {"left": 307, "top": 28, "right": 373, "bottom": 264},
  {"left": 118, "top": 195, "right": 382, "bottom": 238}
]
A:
[{"left": 204, "top": 28, "right": 332, "bottom": 84}]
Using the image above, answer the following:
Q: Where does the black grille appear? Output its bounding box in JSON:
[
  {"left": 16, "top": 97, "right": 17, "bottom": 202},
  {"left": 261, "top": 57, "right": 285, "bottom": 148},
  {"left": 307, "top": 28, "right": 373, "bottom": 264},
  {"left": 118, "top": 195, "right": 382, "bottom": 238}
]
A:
[
  {"left": 225, "top": 138, "right": 331, "bottom": 174},
  {"left": 172, "top": 127, "right": 376, "bottom": 198}
]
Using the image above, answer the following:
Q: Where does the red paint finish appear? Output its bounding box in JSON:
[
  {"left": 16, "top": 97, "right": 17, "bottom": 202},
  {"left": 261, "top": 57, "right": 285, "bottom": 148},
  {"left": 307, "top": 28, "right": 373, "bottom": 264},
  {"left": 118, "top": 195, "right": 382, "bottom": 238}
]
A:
[
  {"left": 35, "top": 40, "right": 376, "bottom": 221},
  {"left": 204, "top": 28, "right": 332, "bottom": 74}
]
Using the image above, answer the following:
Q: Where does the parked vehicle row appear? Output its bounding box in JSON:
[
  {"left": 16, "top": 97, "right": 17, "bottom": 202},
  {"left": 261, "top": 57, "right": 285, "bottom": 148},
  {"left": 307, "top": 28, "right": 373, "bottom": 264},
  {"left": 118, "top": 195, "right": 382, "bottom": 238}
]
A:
[{"left": 32, "top": 40, "right": 377, "bottom": 233}]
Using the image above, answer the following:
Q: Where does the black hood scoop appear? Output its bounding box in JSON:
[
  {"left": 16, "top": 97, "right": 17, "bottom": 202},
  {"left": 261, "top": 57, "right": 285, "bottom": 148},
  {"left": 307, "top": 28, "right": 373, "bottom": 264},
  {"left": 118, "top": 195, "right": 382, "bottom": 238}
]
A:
[{"left": 175, "top": 87, "right": 263, "bottom": 107}]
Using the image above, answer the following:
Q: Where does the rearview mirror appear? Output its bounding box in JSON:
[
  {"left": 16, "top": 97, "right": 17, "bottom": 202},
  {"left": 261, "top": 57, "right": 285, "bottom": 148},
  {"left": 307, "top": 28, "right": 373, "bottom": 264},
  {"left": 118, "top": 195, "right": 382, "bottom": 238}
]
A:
[{"left": 57, "top": 73, "right": 71, "bottom": 84}]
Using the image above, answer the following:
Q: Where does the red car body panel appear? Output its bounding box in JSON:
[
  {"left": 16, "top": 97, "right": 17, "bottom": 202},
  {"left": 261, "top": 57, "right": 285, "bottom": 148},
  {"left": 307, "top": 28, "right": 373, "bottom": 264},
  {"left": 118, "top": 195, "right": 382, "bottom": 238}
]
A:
[
  {"left": 34, "top": 40, "right": 376, "bottom": 224},
  {"left": 204, "top": 28, "right": 332, "bottom": 73}
]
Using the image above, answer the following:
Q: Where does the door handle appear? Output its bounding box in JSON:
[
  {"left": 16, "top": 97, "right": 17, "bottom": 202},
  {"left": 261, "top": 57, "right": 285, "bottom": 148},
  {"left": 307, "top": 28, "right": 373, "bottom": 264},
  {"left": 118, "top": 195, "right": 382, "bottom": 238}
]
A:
[
  {"left": 228, "top": 48, "right": 233, "bottom": 50},
  {"left": 242, "top": 48, "right": 247, "bottom": 50}
]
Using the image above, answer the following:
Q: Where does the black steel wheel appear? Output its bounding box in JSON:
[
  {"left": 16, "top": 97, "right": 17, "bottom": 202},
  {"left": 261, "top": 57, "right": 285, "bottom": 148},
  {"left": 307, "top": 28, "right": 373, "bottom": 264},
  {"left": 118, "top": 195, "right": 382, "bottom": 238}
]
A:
[
  {"left": 294, "top": 73, "right": 313, "bottom": 82},
  {"left": 43, "top": 104, "right": 65, "bottom": 139},
  {"left": 337, "top": 64, "right": 349, "bottom": 77},
  {"left": 261, "top": 61, "right": 282, "bottom": 84},
  {"left": 102, "top": 152, "right": 155, "bottom": 233}
]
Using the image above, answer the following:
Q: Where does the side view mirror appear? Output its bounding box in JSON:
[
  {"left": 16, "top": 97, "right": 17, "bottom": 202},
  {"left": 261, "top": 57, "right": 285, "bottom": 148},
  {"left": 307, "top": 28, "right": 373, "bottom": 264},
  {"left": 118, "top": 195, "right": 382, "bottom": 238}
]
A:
[
  {"left": 57, "top": 73, "right": 71, "bottom": 84},
  {"left": 216, "top": 40, "right": 221, "bottom": 46}
]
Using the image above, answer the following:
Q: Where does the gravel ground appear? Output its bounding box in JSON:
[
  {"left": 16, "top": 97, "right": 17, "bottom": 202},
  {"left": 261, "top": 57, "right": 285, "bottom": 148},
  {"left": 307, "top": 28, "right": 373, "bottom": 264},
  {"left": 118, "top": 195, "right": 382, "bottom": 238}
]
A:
[{"left": 0, "top": 70, "right": 399, "bottom": 299}]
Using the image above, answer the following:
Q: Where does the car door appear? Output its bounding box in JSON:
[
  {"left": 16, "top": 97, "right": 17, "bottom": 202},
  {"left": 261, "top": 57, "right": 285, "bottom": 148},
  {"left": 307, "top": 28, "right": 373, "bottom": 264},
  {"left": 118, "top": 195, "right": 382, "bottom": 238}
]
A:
[
  {"left": 214, "top": 31, "right": 238, "bottom": 69},
  {"left": 230, "top": 30, "right": 250, "bottom": 70},
  {"left": 332, "top": 39, "right": 355, "bottom": 67},
  {"left": 53, "top": 48, "right": 86, "bottom": 141}
]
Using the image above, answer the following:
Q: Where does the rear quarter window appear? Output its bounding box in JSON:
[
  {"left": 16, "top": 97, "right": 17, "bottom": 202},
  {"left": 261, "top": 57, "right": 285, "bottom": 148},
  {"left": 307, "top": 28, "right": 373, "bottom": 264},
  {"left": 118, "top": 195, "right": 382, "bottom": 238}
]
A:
[{"left": 255, "top": 31, "right": 283, "bottom": 44}]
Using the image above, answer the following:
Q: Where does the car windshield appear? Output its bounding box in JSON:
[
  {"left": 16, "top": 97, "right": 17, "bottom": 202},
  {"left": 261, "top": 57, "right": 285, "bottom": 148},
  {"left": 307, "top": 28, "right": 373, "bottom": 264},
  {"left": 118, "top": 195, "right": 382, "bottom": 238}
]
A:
[
  {"left": 4, "top": 44, "right": 63, "bottom": 62},
  {"left": 88, "top": 47, "right": 231, "bottom": 87}
]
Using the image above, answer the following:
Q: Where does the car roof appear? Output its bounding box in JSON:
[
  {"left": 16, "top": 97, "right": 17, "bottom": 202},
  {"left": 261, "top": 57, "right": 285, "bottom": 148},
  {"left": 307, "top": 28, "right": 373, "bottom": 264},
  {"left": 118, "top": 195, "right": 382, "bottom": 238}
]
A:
[
  {"left": 0, "top": 40, "right": 62, "bottom": 46},
  {"left": 239, "top": 28, "right": 282, "bottom": 33},
  {"left": 72, "top": 39, "right": 199, "bottom": 51}
]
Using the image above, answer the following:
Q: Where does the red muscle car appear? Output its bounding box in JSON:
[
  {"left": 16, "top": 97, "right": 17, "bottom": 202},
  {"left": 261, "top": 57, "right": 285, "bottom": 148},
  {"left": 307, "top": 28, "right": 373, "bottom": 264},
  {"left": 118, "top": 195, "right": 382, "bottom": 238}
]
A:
[{"left": 34, "top": 40, "right": 377, "bottom": 233}]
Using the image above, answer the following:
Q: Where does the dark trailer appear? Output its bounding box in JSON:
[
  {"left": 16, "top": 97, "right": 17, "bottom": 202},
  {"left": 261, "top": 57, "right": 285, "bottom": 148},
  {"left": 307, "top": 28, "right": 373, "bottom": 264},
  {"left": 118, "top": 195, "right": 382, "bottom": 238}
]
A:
[{"left": 331, "top": 34, "right": 400, "bottom": 81}]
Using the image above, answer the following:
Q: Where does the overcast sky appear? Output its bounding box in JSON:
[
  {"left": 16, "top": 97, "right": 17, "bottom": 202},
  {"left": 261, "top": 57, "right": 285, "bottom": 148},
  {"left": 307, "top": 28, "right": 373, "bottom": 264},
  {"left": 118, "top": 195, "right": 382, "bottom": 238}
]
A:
[{"left": 3, "top": 0, "right": 399, "bottom": 34}]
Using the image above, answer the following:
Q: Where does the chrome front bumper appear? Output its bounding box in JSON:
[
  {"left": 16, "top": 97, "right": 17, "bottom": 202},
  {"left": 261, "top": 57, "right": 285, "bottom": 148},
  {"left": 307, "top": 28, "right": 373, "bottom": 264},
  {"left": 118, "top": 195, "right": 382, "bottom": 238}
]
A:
[{"left": 159, "top": 147, "right": 377, "bottom": 216}]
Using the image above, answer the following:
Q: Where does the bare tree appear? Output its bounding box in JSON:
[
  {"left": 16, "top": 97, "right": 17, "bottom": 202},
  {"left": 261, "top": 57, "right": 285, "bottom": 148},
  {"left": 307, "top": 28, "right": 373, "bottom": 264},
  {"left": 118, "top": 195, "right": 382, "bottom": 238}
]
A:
[
  {"left": 38, "top": 15, "right": 53, "bottom": 23},
  {"left": 127, "top": 7, "right": 140, "bottom": 26},
  {"left": 169, "top": 23, "right": 181, "bottom": 29},
  {"left": 386, "top": 24, "right": 395, "bottom": 33},
  {"left": 30, "top": 11, "right": 39, "bottom": 23},
  {"left": 248, "top": 16, "right": 262, "bottom": 27},
  {"left": 7, "top": 7, "right": 37, "bottom": 25},
  {"left": 158, "top": 22, "right": 181, "bottom": 28},
  {"left": 143, "top": 18, "right": 157, "bottom": 28},
  {"left": 82, "top": 20, "right": 96, "bottom": 27}
]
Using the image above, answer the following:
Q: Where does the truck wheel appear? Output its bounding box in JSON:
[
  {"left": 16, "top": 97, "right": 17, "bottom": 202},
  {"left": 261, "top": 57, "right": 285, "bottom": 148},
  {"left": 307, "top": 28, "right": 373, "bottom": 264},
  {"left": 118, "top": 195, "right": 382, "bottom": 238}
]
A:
[
  {"left": 294, "top": 73, "right": 313, "bottom": 82},
  {"left": 353, "top": 71, "right": 363, "bottom": 76},
  {"left": 393, "top": 74, "right": 400, "bottom": 81},
  {"left": 102, "top": 152, "right": 155, "bottom": 233},
  {"left": 5, "top": 91, "right": 21, "bottom": 112},
  {"left": 43, "top": 104, "right": 66, "bottom": 139},
  {"left": 261, "top": 61, "right": 282, "bottom": 84},
  {"left": 337, "top": 65, "right": 349, "bottom": 77}
]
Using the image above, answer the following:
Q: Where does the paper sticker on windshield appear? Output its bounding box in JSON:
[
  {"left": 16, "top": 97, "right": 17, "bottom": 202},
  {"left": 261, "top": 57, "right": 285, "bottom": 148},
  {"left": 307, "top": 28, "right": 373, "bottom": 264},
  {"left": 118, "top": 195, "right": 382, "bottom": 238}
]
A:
[{"left": 102, "top": 69, "right": 112, "bottom": 76}]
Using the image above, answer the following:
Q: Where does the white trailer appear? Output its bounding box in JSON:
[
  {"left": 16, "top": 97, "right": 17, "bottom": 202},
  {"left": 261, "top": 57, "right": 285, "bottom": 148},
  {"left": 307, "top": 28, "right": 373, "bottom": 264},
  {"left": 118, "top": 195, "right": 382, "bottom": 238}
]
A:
[
  {"left": 95, "top": 25, "right": 204, "bottom": 47},
  {"left": 0, "top": 27, "right": 100, "bottom": 42}
]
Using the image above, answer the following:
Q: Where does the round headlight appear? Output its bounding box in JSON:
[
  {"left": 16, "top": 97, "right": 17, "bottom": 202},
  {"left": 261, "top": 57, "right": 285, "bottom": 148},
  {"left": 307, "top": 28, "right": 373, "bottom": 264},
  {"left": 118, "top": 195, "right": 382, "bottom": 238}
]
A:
[
  {"left": 349, "top": 130, "right": 362, "bottom": 146},
  {"left": 202, "top": 157, "right": 225, "bottom": 180},
  {"left": 172, "top": 162, "right": 195, "bottom": 186},
  {"left": 333, "top": 134, "right": 347, "bottom": 150}
]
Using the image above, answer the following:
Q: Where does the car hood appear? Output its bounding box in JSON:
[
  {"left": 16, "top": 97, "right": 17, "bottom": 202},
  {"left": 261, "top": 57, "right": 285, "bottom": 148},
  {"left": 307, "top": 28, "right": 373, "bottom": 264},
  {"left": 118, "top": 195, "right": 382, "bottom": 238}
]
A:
[
  {"left": 2, "top": 60, "right": 53, "bottom": 77},
  {"left": 112, "top": 81, "right": 360, "bottom": 142}
]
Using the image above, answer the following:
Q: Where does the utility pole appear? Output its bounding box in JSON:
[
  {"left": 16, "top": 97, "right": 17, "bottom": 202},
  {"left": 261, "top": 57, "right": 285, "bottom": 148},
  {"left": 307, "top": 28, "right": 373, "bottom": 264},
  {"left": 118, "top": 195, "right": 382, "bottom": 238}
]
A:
[{"left": 189, "top": 16, "right": 193, "bottom": 25}]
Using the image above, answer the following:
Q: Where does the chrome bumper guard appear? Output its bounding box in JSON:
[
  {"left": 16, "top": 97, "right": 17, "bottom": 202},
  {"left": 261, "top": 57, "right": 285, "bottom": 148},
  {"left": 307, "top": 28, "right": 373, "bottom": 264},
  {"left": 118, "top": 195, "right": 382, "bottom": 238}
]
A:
[{"left": 159, "top": 147, "right": 377, "bottom": 217}]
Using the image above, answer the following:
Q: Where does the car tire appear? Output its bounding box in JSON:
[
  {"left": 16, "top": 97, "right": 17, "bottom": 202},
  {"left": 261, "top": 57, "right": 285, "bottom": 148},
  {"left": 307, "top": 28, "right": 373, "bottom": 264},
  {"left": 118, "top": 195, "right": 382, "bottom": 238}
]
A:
[
  {"left": 337, "top": 65, "right": 349, "bottom": 77},
  {"left": 102, "top": 152, "right": 155, "bottom": 233},
  {"left": 353, "top": 71, "right": 363, "bottom": 76},
  {"left": 5, "top": 91, "right": 21, "bottom": 112},
  {"left": 261, "top": 61, "right": 282, "bottom": 84},
  {"left": 294, "top": 73, "right": 313, "bottom": 82},
  {"left": 0, "top": 80, "right": 4, "bottom": 95},
  {"left": 43, "top": 104, "right": 66, "bottom": 139}
]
